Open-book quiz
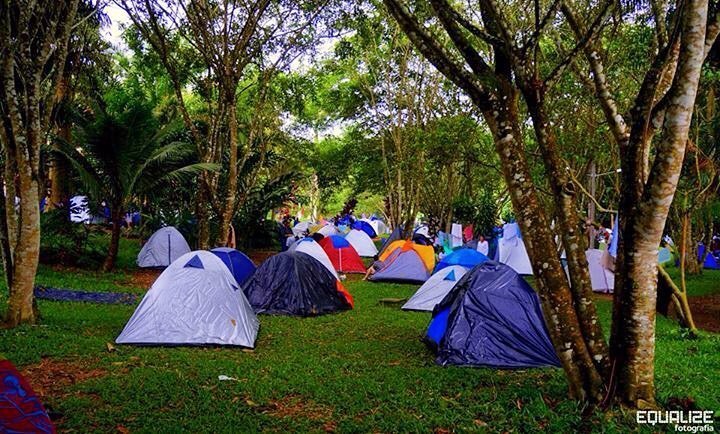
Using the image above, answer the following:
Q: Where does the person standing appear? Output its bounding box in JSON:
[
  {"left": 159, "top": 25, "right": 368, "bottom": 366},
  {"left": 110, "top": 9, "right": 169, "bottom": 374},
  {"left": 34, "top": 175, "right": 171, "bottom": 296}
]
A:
[{"left": 476, "top": 234, "right": 489, "bottom": 256}]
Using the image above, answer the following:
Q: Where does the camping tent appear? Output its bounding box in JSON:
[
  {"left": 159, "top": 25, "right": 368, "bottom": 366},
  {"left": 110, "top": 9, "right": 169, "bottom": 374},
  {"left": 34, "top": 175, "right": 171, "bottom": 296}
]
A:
[
  {"left": 585, "top": 249, "right": 614, "bottom": 293},
  {"left": 292, "top": 221, "right": 313, "bottom": 237},
  {"left": 319, "top": 235, "right": 366, "bottom": 273},
  {"left": 315, "top": 224, "right": 339, "bottom": 237},
  {"left": 450, "top": 223, "right": 463, "bottom": 248},
  {"left": 0, "top": 359, "right": 55, "bottom": 433},
  {"left": 402, "top": 265, "right": 468, "bottom": 312},
  {"left": 344, "top": 229, "right": 378, "bottom": 257},
  {"left": 498, "top": 222, "right": 533, "bottom": 275},
  {"left": 698, "top": 244, "right": 720, "bottom": 270},
  {"left": 137, "top": 226, "right": 191, "bottom": 268},
  {"left": 658, "top": 247, "right": 673, "bottom": 266},
  {"left": 361, "top": 218, "right": 388, "bottom": 236},
  {"left": 425, "top": 261, "right": 560, "bottom": 368},
  {"left": 288, "top": 237, "right": 338, "bottom": 278},
  {"left": 370, "top": 240, "right": 435, "bottom": 283},
  {"left": 353, "top": 220, "right": 377, "bottom": 238},
  {"left": 117, "top": 251, "right": 259, "bottom": 347},
  {"left": 414, "top": 225, "right": 430, "bottom": 238},
  {"left": 69, "top": 195, "right": 91, "bottom": 223},
  {"left": 243, "top": 251, "right": 354, "bottom": 316},
  {"left": 705, "top": 253, "right": 720, "bottom": 270},
  {"left": 435, "top": 248, "right": 488, "bottom": 273},
  {"left": 211, "top": 247, "right": 256, "bottom": 286}
]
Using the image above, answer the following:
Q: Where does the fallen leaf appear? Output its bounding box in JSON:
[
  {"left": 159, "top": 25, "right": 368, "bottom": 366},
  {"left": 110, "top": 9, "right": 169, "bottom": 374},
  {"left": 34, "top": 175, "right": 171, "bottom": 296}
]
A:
[{"left": 106, "top": 342, "right": 116, "bottom": 352}]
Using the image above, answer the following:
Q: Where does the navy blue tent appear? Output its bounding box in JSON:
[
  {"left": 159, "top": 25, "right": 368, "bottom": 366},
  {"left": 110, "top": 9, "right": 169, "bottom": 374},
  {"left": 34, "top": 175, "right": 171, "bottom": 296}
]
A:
[
  {"left": 242, "top": 251, "right": 353, "bottom": 316},
  {"left": 353, "top": 220, "right": 377, "bottom": 238},
  {"left": 412, "top": 233, "right": 432, "bottom": 246},
  {"left": 425, "top": 261, "right": 560, "bottom": 368},
  {"left": 211, "top": 247, "right": 257, "bottom": 286},
  {"left": 698, "top": 244, "right": 720, "bottom": 270}
]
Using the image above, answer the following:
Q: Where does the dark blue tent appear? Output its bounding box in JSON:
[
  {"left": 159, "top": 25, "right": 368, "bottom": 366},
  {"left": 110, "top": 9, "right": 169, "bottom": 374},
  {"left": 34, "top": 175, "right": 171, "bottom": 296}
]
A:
[
  {"left": 242, "top": 251, "right": 353, "bottom": 316},
  {"left": 379, "top": 226, "right": 403, "bottom": 256},
  {"left": 698, "top": 244, "right": 720, "bottom": 270},
  {"left": 435, "top": 248, "right": 489, "bottom": 273},
  {"left": 211, "top": 247, "right": 257, "bottom": 286},
  {"left": 353, "top": 220, "right": 377, "bottom": 238},
  {"left": 412, "top": 233, "right": 432, "bottom": 246},
  {"left": 425, "top": 261, "right": 560, "bottom": 368}
]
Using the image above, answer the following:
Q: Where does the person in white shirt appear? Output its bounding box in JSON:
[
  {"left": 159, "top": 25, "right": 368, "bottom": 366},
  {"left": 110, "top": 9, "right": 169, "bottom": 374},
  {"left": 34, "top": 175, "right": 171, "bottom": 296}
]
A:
[{"left": 476, "top": 234, "right": 489, "bottom": 256}]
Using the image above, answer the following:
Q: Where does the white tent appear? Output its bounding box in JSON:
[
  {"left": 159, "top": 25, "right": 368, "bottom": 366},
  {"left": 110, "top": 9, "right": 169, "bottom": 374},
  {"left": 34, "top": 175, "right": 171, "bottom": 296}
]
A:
[
  {"left": 414, "top": 225, "right": 430, "bottom": 238},
  {"left": 69, "top": 195, "right": 91, "bottom": 223},
  {"left": 292, "top": 221, "right": 313, "bottom": 237},
  {"left": 586, "top": 249, "right": 614, "bottom": 293},
  {"left": 289, "top": 237, "right": 338, "bottom": 278},
  {"left": 117, "top": 251, "right": 259, "bottom": 347},
  {"left": 402, "top": 265, "right": 468, "bottom": 311},
  {"left": 362, "top": 218, "right": 389, "bottom": 235},
  {"left": 137, "top": 226, "right": 191, "bottom": 268},
  {"left": 498, "top": 222, "right": 533, "bottom": 275},
  {"left": 345, "top": 229, "right": 379, "bottom": 257},
  {"left": 316, "top": 224, "right": 339, "bottom": 237},
  {"left": 451, "top": 223, "right": 463, "bottom": 248}
]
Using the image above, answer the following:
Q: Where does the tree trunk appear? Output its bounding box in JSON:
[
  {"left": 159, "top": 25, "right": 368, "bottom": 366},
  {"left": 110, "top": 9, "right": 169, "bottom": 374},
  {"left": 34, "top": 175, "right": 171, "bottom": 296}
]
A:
[
  {"left": 196, "top": 183, "right": 210, "bottom": 250},
  {"left": 522, "top": 87, "right": 610, "bottom": 378},
  {"left": 682, "top": 213, "right": 701, "bottom": 275},
  {"left": 484, "top": 89, "right": 605, "bottom": 402},
  {"left": 609, "top": 0, "right": 708, "bottom": 407},
  {"left": 102, "top": 207, "right": 123, "bottom": 272},
  {"left": 5, "top": 164, "right": 41, "bottom": 327},
  {"left": 49, "top": 141, "right": 71, "bottom": 209},
  {"left": 216, "top": 90, "right": 239, "bottom": 247}
]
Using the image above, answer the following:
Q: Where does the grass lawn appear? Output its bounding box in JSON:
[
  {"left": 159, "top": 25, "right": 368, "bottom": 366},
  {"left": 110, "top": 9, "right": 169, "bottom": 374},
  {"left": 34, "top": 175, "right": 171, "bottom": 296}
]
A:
[{"left": 1, "top": 238, "right": 719, "bottom": 432}]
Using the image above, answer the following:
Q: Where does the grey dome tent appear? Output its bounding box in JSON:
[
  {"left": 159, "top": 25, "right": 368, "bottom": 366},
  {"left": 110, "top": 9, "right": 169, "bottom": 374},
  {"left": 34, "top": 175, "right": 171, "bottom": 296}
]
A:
[
  {"left": 117, "top": 250, "right": 259, "bottom": 347},
  {"left": 137, "top": 226, "right": 191, "bottom": 268}
]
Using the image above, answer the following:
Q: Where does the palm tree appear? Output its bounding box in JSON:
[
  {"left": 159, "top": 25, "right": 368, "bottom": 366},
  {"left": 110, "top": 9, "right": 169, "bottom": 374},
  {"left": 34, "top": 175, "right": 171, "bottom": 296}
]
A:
[{"left": 57, "top": 92, "right": 216, "bottom": 271}]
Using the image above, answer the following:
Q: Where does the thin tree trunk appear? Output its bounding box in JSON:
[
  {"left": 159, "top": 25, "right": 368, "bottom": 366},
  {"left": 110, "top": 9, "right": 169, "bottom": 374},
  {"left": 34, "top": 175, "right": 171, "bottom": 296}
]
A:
[
  {"left": 196, "top": 184, "right": 210, "bottom": 250},
  {"left": 102, "top": 207, "right": 123, "bottom": 272},
  {"left": 217, "top": 89, "right": 240, "bottom": 247},
  {"left": 682, "top": 212, "right": 700, "bottom": 274}
]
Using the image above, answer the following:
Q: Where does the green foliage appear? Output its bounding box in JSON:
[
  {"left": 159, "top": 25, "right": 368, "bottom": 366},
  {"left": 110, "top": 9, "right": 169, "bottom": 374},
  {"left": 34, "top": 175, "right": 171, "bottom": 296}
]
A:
[
  {"left": 234, "top": 172, "right": 302, "bottom": 249},
  {"left": 39, "top": 209, "right": 105, "bottom": 268},
  {"left": 452, "top": 191, "right": 498, "bottom": 237},
  {"left": 60, "top": 88, "right": 212, "bottom": 213}
]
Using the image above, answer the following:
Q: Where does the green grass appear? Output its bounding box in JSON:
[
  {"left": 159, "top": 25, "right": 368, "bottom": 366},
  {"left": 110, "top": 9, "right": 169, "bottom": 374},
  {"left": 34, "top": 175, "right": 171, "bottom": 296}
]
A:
[
  {"left": 663, "top": 265, "right": 720, "bottom": 297},
  {"left": 0, "top": 239, "right": 718, "bottom": 432}
]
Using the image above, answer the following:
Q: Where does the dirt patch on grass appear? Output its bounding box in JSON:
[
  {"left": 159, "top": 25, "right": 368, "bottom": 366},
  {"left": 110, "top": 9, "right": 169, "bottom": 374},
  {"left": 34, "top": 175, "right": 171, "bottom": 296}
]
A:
[
  {"left": 20, "top": 357, "right": 108, "bottom": 399},
  {"left": 261, "top": 394, "right": 334, "bottom": 425},
  {"left": 127, "top": 268, "right": 162, "bottom": 290},
  {"left": 247, "top": 250, "right": 277, "bottom": 265},
  {"left": 594, "top": 293, "right": 720, "bottom": 333},
  {"left": 687, "top": 295, "right": 720, "bottom": 333}
]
